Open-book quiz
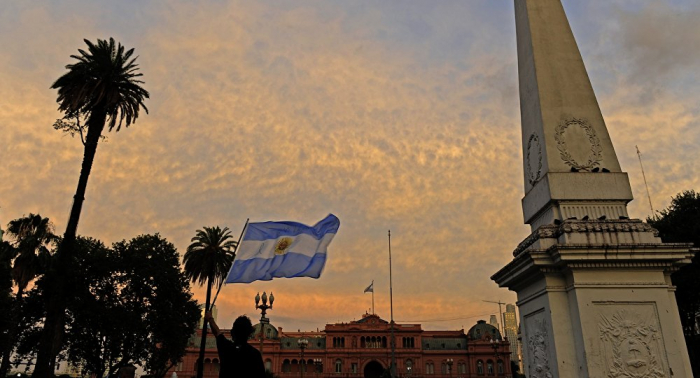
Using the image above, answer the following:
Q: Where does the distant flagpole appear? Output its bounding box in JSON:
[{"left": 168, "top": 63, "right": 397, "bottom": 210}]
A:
[
  {"left": 372, "top": 281, "right": 375, "bottom": 315},
  {"left": 388, "top": 230, "right": 396, "bottom": 378},
  {"left": 211, "top": 218, "right": 249, "bottom": 308}
]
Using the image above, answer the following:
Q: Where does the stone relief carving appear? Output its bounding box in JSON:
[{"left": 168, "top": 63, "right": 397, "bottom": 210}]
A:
[
  {"left": 526, "top": 132, "right": 543, "bottom": 184},
  {"left": 527, "top": 317, "right": 553, "bottom": 378},
  {"left": 555, "top": 117, "right": 602, "bottom": 170},
  {"left": 598, "top": 308, "right": 667, "bottom": 378}
]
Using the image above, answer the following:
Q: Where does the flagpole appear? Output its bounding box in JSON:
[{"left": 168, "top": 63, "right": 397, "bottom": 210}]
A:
[
  {"left": 388, "top": 230, "right": 396, "bottom": 378},
  {"left": 211, "top": 218, "right": 249, "bottom": 309},
  {"left": 372, "top": 280, "right": 375, "bottom": 315}
]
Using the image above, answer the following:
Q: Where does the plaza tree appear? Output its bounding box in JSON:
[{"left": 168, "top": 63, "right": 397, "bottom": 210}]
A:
[
  {"left": 647, "top": 189, "right": 700, "bottom": 375},
  {"left": 36, "top": 37, "right": 149, "bottom": 378},
  {"left": 183, "top": 226, "right": 237, "bottom": 378},
  {"left": 18, "top": 234, "right": 199, "bottom": 378},
  {"left": 0, "top": 240, "right": 15, "bottom": 366},
  {"left": 0, "top": 214, "right": 56, "bottom": 377}
]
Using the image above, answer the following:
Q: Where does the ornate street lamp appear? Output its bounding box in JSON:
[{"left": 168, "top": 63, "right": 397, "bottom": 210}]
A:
[
  {"left": 490, "top": 339, "right": 502, "bottom": 376},
  {"left": 255, "top": 292, "right": 274, "bottom": 359},
  {"left": 446, "top": 358, "right": 453, "bottom": 378},
  {"left": 313, "top": 358, "right": 322, "bottom": 378},
  {"left": 298, "top": 338, "right": 309, "bottom": 378}
]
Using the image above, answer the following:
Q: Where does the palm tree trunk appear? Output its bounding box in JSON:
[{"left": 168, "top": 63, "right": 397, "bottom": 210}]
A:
[
  {"left": 197, "top": 277, "right": 213, "bottom": 378},
  {"left": 34, "top": 109, "right": 107, "bottom": 378},
  {"left": 0, "top": 287, "right": 24, "bottom": 377}
]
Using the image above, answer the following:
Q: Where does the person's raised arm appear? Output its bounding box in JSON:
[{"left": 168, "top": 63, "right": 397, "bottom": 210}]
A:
[{"left": 204, "top": 311, "right": 221, "bottom": 337}]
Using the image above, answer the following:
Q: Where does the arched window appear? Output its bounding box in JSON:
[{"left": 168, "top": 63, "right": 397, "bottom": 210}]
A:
[
  {"left": 212, "top": 359, "right": 220, "bottom": 373},
  {"left": 264, "top": 359, "right": 272, "bottom": 372},
  {"left": 497, "top": 360, "right": 504, "bottom": 374},
  {"left": 266, "top": 328, "right": 271, "bottom": 338},
  {"left": 441, "top": 362, "right": 447, "bottom": 374},
  {"left": 425, "top": 362, "right": 434, "bottom": 375},
  {"left": 291, "top": 359, "right": 298, "bottom": 373},
  {"left": 477, "top": 360, "right": 484, "bottom": 375},
  {"left": 487, "top": 360, "right": 494, "bottom": 375},
  {"left": 361, "top": 336, "right": 366, "bottom": 348},
  {"left": 282, "top": 359, "right": 291, "bottom": 373},
  {"left": 335, "top": 359, "right": 342, "bottom": 373},
  {"left": 405, "top": 359, "right": 413, "bottom": 374},
  {"left": 382, "top": 336, "right": 387, "bottom": 348}
]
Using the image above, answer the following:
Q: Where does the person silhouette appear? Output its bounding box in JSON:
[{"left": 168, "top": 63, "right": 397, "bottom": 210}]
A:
[{"left": 205, "top": 311, "right": 265, "bottom": 378}]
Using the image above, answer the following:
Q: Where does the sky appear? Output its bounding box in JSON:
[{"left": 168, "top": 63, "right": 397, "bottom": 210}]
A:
[{"left": 1, "top": 0, "right": 699, "bottom": 333}]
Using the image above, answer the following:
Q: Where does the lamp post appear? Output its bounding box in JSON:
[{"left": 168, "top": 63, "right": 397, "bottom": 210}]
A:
[
  {"left": 446, "top": 358, "right": 453, "bottom": 378},
  {"left": 490, "top": 339, "right": 501, "bottom": 376},
  {"left": 255, "top": 292, "right": 274, "bottom": 360},
  {"left": 298, "top": 338, "right": 309, "bottom": 378},
  {"left": 313, "top": 358, "right": 322, "bottom": 378}
]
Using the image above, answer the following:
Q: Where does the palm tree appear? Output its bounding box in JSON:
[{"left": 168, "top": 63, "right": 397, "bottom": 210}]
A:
[
  {"left": 34, "top": 37, "right": 149, "bottom": 378},
  {"left": 184, "top": 226, "right": 237, "bottom": 378},
  {"left": 0, "top": 214, "right": 56, "bottom": 378}
]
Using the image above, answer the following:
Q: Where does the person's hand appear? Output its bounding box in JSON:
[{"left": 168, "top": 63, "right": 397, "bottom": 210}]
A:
[{"left": 204, "top": 311, "right": 213, "bottom": 322}]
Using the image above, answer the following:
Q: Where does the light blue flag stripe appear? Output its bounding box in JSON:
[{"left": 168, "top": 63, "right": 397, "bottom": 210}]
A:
[
  {"left": 243, "top": 214, "right": 340, "bottom": 241},
  {"left": 226, "top": 252, "right": 327, "bottom": 283},
  {"left": 225, "top": 214, "right": 339, "bottom": 284}
]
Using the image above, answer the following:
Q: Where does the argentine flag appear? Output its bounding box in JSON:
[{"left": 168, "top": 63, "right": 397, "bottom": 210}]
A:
[{"left": 225, "top": 214, "right": 340, "bottom": 283}]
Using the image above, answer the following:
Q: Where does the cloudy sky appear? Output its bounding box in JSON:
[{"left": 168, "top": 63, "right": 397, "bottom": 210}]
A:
[{"left": 1, "top": 1, "right": 699, "bottom": 332}]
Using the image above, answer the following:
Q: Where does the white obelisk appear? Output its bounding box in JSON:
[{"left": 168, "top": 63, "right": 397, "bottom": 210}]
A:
[{"left": 493, "top": 1, "right": 696, "bottom": 377}]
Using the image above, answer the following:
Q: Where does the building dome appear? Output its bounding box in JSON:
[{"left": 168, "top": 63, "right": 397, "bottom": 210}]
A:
[
  {"left": 467, "top": 320, "right": 502, "bottom": 341},
  {"left": 252, "top": 322, "right": 279, "bottom": 340}
]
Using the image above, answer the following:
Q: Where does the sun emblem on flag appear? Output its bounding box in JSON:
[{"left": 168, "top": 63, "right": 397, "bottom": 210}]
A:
[{"left": 274, "top": 237, "right": 293, "bottom": 255}]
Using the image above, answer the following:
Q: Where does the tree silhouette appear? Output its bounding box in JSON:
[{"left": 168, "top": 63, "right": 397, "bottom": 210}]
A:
[
  {"left": 35, "top": 37, "right": 149, "bottom": 378},
  {"left": 0, "top": 214, "right": 56, "bottom": 377},
  {"left": 184, "top": 226, "right": 237, "bottom": 378}
]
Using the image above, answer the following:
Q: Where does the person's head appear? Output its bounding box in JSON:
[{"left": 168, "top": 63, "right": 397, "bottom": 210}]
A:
[{"left": 232, "top": 315, "right": 255, "bottom": 341}]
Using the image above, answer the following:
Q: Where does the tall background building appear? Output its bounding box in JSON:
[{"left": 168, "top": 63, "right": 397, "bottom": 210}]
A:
[
  {"left": 489, "top": 315, "right": 499, "bottom": 330},
  {"left": 503, "top": 304, "right": 522, "bottom": 370}
]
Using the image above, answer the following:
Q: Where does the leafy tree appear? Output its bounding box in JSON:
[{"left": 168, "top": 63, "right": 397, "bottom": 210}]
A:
[
  {"left": 183, "top": 227, "right": 237, "bottom": 378},
  {"left": 0, "top": 241, "right": 16, "bottom": 365},
  {"left": 36, "top": 37, "right": 149, "bottom": 378},
  {"left": 0, "top": 214, "right": 56, "bottom": 377},
  {"left": 116, "top": 234, "right": 200, "bottom": 378},
  {"left": 19, "top": 235, "right": 198, "bottom": 378},
  {"left": 647, "top": 189, "right": 700, "bottom": 375}
]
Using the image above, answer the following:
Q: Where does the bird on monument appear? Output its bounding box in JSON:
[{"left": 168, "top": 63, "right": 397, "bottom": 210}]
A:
[
  {"left": 598, "top": 215, "right": 607, "bottom": 220},
  {"left": 619, "top": 215, "right": 629, "bottom": 220},
  {"left": 570, "top": 167, "right": 579, "bottom": 172},
  {"left": 602, "top": 168, "right": 610, "bottom": 173},
  {"left": 554, "top": 219, "right": 562, "bottom": 225},
  {"left": 592, "top": 167, "right": 600, "bottom": 172},
  {"left": 581, "top": 215, "right": 589, "bottom": 221}
]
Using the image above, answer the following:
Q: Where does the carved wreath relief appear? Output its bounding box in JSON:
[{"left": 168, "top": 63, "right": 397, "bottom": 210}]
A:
[
  {"left": 526, "top": 132, "right": 542, "bottom": 184},
  {"left": 599, "top": 309, "right": 666, "bottom": 378},
  {"left": 555, "top": 117, "right": 603, "bottom": 171},
  {"left": 527, "top": 318, "right": 553, "bottom": 378}
]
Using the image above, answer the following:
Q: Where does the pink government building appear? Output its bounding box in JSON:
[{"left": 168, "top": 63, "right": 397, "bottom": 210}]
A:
[{"left": 169, "top": 313, "right": 512, "bottom": 378}]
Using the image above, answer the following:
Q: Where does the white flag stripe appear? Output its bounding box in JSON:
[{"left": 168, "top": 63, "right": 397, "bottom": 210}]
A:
[{"left": 236, "top": 232, "right": 337, "bottom": 261}]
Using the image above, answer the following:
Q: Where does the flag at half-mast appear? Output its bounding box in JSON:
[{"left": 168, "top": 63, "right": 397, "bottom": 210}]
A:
[
  {"left": 364, "top": 281, "right": 374, "bottom": 293},
  {"left": 225, "top": 214, "right": 340, "bottom": 284}
]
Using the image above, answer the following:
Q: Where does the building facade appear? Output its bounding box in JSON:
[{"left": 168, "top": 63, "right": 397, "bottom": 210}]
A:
[
  {"left": 170, "top": 313, "right": 511, "bottom": 378},
  {"left": 501, "top": 305, "right": 521, "bottom": 371}
]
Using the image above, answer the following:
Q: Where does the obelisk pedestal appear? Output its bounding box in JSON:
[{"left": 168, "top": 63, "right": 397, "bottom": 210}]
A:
[{"left": 492, "top": 1, "right": 696, "bottom": 377}]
